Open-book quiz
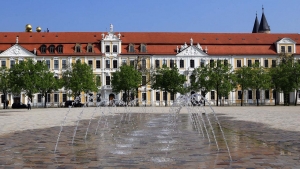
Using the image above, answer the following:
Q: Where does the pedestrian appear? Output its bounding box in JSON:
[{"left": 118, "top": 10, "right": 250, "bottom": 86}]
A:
[{"left": 27, "top": 98, "right": 31, "bottom": 110}]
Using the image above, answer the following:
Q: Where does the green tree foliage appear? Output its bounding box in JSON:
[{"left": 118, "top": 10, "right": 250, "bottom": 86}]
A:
[
  {"left": 208, "top": 60, "right": 235, "bottom": 106},
  {"left": 9, "top": 59, "right": 39, "bottom": 101},
  {"left": 151, "top": 65, "right": 186, "bottom": 106},
  {"left": 250, "top": 63, "right": 271, "bottom": 106},
  {"left": 292, "top": 61, "right": 300, "bottom": 105},
  {"left": 190, "top": 65, "right": 212, "bottom": 98},
  {"left": 35, "top": 61, "right": 60, "bottom": 108},
  {"left": 62, "top": 60, "right": 97, "bottom": 98},
  {"left": 0, "top": 67, "right": 10, "bottom": 109},
  {"left": 111, "top": 65, "right": 142, "bottom": 104},
  {"left": 234, "top": 66, "right": 253, "bottom": 106}
]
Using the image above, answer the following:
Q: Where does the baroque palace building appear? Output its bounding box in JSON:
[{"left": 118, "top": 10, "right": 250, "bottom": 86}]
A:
[{"left": 0, "top": 10, "right": 300, "bottom": 107}]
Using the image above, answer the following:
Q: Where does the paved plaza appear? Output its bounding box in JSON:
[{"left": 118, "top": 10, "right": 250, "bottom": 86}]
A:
[{"left": 0, "top": 106, "right": 299, "bottom": 168}]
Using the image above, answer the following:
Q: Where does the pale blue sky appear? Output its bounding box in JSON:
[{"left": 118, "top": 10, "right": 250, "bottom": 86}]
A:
[{"left": 1, "top": 0, "right": 299, "bottom": 33}]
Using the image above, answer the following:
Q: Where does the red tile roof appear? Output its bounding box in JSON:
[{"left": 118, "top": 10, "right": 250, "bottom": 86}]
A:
[{"left": 0, "top": 32, "right": 299, "bottom": 55}]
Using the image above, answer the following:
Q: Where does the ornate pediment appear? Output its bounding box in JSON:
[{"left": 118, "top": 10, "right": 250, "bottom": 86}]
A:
[
  {"left": 276, "top": 38, "right": 296, "bottom": 44},
  {"left": 176, "top": 45, "right": 208, "bottom": 56},
  {"left": 0, "top": 44, "right": 36, "bottom": 57}
]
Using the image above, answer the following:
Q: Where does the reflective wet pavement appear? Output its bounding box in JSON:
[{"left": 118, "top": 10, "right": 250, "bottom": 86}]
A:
[{"left": 0, "top": 113, "right": 299, "bottom": 168}]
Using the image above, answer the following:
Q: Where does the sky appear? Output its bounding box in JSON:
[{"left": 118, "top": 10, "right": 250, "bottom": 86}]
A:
[{"left": 1, "top": 0, "right": 300, "bottom": 33}]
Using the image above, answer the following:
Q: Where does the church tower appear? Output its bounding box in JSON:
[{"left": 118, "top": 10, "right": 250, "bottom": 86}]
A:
[
  {"left": 258, "top": 7, "right": 271, "bottom": 33},
  {"left": 252, "top": 12, "right": 259, "bottom": 33}
]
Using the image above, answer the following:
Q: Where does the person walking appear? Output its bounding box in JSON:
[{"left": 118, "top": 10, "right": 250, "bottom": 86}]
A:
[{"left": 27, "top": 98, "right": 31, "bottom": 110}]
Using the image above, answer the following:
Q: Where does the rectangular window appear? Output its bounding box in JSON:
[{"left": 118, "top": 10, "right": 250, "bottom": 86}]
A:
[
  {"left": 248, "top": 60, "right": 252, "bottom": 67},
  {"left": 63, "top": 94, "right": 67, "bottom": 102},
  {"left": 156, "top": 92, "right": 160, "bottom": 101},
  {"left": 211, "top": 91, "right": 215, "bottom": 100},
  {"left": 272, "top": 60, "right": 276, "bottom": 67},
  {"left": 264, "top": 60, "right": 268, "bottom": 68},
  {"left": 248, "top": 90, "right": 252, "bottom": 99},
  {"left": 10, "top": 60, "right": 15, "bottom": 68},
  {"left": 142, "top": 76, "right": 146, "bottom": 86},
  {"left": 265, "top": 90, "right": 269, "bottom": 99},
  {"left": 62, "top": 60, "right": 67, "bottom": 69},
  {"left": 54, "top": 60, "right": 59, "bottom": 69},
  {"left": 237, "top": 60, "right": 241, "bottom": 67},
  {"left": 106, "top": 76, "right": 110, "bottom": 85},
  {"left": 130, "top": 60, "right": 135, "bottom": 67},
  {"left": 217, "top": 60, "right": 221, "bottom": 67},
  {"left": 200, "top": 60, "right": 205, "bottom": 67},
  {"left": 113, "top": 45, "right": 118, "bottom": 53},
  {"left": 170, "top": 59, "right": 174, "bottom": 68},
  {"left": 281, "top": 46, "right": 285, "bottom": 53},
  {"left": 142, "top": 93, "right": 146, "bottom": 101},
  {"left": 1, "top": 61, "right": 6, "bottom": 67},
  {"left": 46, "top": 60, "right": 50, "bottom": 69},
  {"left": 122, "top": 60, "right": 126, "bottom": 65},
  {"left": 163, "top": 60, "right": 167, "bottom": 66},
  {"left": 180, "top": 60, "right": 184, "bottom": 68},
  {"left": 224, "top": 60, "right": 228, "bottom": 67},
  {"left": 155, "top": 60, "right": 160, "bottom": 68},
  {"left": 288, "top": 46, "right": 292, "bottom": 53},
  {"left": 142, "top": 59, "right": 146, "bottom": 69},
  {"left": 54, "top": 94, "right": 59, "bottom": 102},
  {"left": 210, "top": 59, "right": 214, "bottom": 67},
  {"left": 47, "top": 94, "right": 50, "bottom": 102},
  {"left": 88, "top": 60, "right": 93, "bottom": 68},
  {"left": 163, "top": 92, "right": 167, "bottom": 100},
  {"left": 105, "top": 45, "right": 110, "bottom": 53},
  {"left": 255, "top": 60, "right": 259, "bottom": 65},
  {"left": 96, "top": 60, "right": 100, "bottom": 68},
  {"left": 190, "top": 60, "right": 195, "bottom": 68},
  {"left": 106, "top": 60, "right": 110, "bottom": 68},
  {"left": 113, "top": 60, "right": 118, "bottom": 68},
  {"left": 170, "top": 93, "right": 175, "bottom": 100},
  {"left": 38, "top": 94, "right": 42, "bottom": 103},
  {"left": 238, "top": 91, "right": 242, "bottom": 100}
]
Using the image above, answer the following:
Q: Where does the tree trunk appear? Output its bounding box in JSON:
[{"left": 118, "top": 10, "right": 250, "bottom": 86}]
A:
[
  {"left": 256, "top": 89, "right": 259, "bottom": 106},
  {"left": 44, "top": 93, "right": 48, "bottom": 108},
  {"left": 240, "top": 91, "right": 243, "bottom": 106},
  {"left": 274, "top": 90, "right": 277, "bottom": 106},
  {"left": 3, "top": 91, "right": 6, "bottom": 109}
]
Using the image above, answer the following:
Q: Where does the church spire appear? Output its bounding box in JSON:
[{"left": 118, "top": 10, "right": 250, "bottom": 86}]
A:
[
  {"left": 258, "top": 6, "right": 271, "bottom": 33},
  {"left": 252, "top": 12, "right": 259, "bottom": 33}
]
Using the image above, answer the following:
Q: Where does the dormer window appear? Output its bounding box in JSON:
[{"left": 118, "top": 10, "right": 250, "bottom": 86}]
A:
[
  {"left": 75, "top": 44, "right": 81, "bottom": 53},
  {"left": 57, "top": 45, "right": 63, "bottom": 53},
  {"left": 128, "top": 44, "right": 135, "bottom": 53},
  {"left": 288, "top": 46, "right": 292, "bottom": 53},
  {"left": 105, "top": 45, "right": 110, "bottom": 53},
  {"left": 281, "top": 46, "right": 285, "bottom": 53},
  {"left": 49, "top": 45, "right": 55, "bottom": 54},
  {"left": 113, "top": 45, "right": 118, "bottom": 53},
  {"left": 140, "top": 44, "right": 147, "bottom": 53},
  {"left": 87, "top": 44, "right": 93, "bottom": 53},
  {"left": 40, "top": 45, "right": 47, "bottom": 54},
  {"left": 275, "top": 38, "right": 296, "bottom": 54}
]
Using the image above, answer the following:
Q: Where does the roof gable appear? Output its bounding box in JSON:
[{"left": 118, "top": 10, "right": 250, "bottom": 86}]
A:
[
  {"left": 176, "top": 45, "right": 208, "bottom": 56},
  {"left": 0, "top": 44, "right": 36, "bottom": 57}
]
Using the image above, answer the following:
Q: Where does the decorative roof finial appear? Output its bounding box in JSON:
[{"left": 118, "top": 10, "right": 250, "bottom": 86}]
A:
[
  {"left": 110, "top": 24, "right": 113, "bottom": 32},
  {"left": 190, "top": 38, "right": 193, "bottom": 46},
  {"left": 16, "top": 37, "right": 18, "bottom": 44},
  {"left": 262, "top": 5, "right": 264, "bottom": 13}
]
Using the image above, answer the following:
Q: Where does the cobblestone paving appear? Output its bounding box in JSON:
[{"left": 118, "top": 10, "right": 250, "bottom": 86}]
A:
[{"left": 0, "top": 106, "right": 299, "bottom": 168}]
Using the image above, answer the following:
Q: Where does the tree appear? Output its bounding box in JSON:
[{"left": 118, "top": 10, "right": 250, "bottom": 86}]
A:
[
  {"left": 61, "top": 60, "right": 97, "bottom": 100},
  {"left": 234, "top": 66, "right": 253, "bottom": 106},
  {"left": 0, "top": 67, "right": 10, "bottom": 109},
  {"left": 35, "top": 61, "right": 60, "bottom": 108},
  {"left": 208, "top": 60, "right": 235, "bottom": 106},
  {"left": 250, "top": 63, "right": 271, "bottom": 106},
  {"left": 111, "top": 65, "right": 142, "bottom": 105},
  {"left": 190, "top": 64, "right": 213, "bottom": 106},
  {"left": 9, "top": 59, "right": 39, "bottom": 101},
  {"left": 292, "top": 61, "right": 300, "bottom": 105},
  {"left": 151, "top": 65, "right": 186, "bottom": 106}
]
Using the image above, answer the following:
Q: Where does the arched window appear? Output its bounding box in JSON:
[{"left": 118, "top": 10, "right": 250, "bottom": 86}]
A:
[
  {"left": 75, "top": 44, "right": 81, "bottom": 53},
  {"left": 40, "top": 45, "right": 47, "bottom": 54},
  {"left": 49, "top": 45, "right": 55, "bottom": 54},
  {"left": 140, "top": 44, "right": 147, "bottom": 53},
  {"left": 57, "top": 45, "right": 63, "bottom": 53},
  {"left": 128, "top": 44, "right": 135, "bottom": 53},
  {"left": 87, "top": 45, "right": 93, "bottom": 53}
]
